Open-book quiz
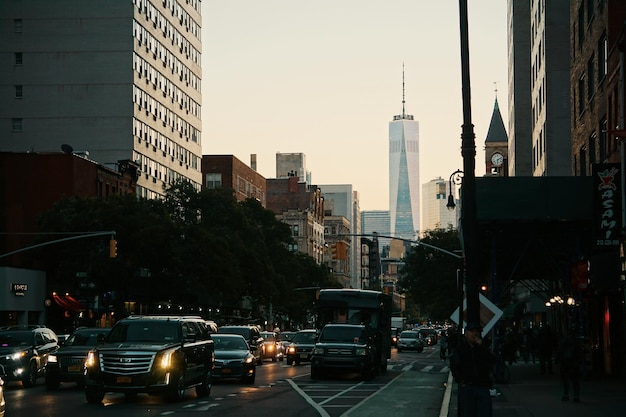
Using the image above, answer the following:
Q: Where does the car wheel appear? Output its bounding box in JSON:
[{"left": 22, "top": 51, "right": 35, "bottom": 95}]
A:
[
  {"left": 85, "top": 386, "right": 105, "bottom": 404},
  {"left": 45, "top": 374, "right": 60, "bottom": 390},
  {"left": 196, "top": 369, "right": 212, "bottom": 398},
  {"left": 271, "top": 356, "right": 277, "bottom": 362},
  {"left": 295, "top": 359, "right": 301, "bottom": 366},
  {"left": 287, "top": 358, "right": 293, "bottom": 365},
  {"left": 165, "top": 373, "right": 186, "bottom": 402},
  {"left": 22, "top": 362, "right": 38, "bottom": 387},
  {"left": 244, "top": 371, "right": 256, "bottom": 385},
  {"left": 380, "top": 358, "right": 388, "bottom": 374}
]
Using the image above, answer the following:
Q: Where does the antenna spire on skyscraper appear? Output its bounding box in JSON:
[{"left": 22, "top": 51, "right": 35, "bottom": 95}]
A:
[{"left": 402, "top": 63, "right": 406, "bottom": 118}]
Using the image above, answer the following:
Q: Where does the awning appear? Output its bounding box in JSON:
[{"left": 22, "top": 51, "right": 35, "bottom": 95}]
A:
[
  {"left": 502, "top": 301, "right": 526, "bottom": 319},
  {"left": 51, "top": 294, "right": 86, "bottom": 312}
]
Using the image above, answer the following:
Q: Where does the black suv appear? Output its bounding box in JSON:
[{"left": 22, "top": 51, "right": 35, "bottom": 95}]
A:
[
  {"left": 84, "top": 316, "right": 214, "bottom": 403},
  {"left": 0, "top": 325, "right": 60, "bottom": 387},
  {"left": 217, "top": 325, "right": 264, "bottom": 365},
  {"left": 45, "top": 327, "right": 111, "bottom": 389},
  {"left": 310, "top": 324, "right": 378, "bottom": 379}
]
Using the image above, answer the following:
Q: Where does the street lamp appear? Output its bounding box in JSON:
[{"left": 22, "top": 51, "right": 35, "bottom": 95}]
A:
[{"left": 447, "top": 169, "right": 464, "bottom": 211}]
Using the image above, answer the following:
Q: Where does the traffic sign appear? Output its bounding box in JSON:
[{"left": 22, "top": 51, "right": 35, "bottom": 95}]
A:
[{"left": 450, "top": 293, "right": 503, "bottom": 337}]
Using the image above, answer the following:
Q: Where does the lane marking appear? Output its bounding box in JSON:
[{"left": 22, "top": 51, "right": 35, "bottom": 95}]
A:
[{"left": 287, "top": 378, "right": 331, "bottom": 417}]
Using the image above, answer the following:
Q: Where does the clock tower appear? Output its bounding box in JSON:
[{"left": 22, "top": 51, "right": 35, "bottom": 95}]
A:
[{"left": 484, "top": 95, "right": 509, "bottom": 176}]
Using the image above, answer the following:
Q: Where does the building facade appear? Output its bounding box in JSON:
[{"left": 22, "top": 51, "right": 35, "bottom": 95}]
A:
[
  {"left": 389, "top": 86, "right": 420, "bottom": 240},
  {"left": 361, "top": 210, "right": 391, "bottom": 257},
  {"left": 421, "top": 177, "right": 457, "bottom": 233},
  {"left": 484, "top": 97, "right": 509, "bottom": 176},
  {"left": 202, "top": 155, "right": 266, "bottom": 206},
  {"left": 275, "top": 152, "right": 310, "bottom": 184},
  {"left": 0, "top": 0, "right": 202, "bottom": 199}
]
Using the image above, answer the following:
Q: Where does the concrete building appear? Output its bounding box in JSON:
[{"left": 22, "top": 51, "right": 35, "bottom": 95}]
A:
[
  {"left": 0, "top": 0, "right": 202, "bottom": 199},
  {"left": 319, "top": 185, "right": 361, "bottom": 289},
  {"left": 421, "top": 177, "right": 457, "bottom": 233},
  {"left": 202, "top": 155, "right": 266, "bottom": 206},
  {"left": 361, "top": 210, "right": 391, "bottom": 257},
  {"left": 275, "top": 152, "right": 310, "bottom": 185},
  {"left": 389, "top": 71, "right": 420, "bottom": 239}
]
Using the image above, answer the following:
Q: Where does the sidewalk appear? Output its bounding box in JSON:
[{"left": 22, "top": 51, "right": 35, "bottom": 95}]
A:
[{"left": 446, "top": 361, "right": 626, "bottom": 417}]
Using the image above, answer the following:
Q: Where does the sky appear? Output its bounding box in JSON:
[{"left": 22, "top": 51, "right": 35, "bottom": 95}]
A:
[{"left": 201, "top": 1, "right": 508, "bottom": 211}]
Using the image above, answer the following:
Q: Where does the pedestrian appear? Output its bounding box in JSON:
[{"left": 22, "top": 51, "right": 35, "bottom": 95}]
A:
[
  {"left": 556, "top": 326, "right": 582, "bottom": 402},
  {"left": 536, "top": 323, "right": 555, "bottom": 374},
  {"left": 450, "top": 322, "right": 495, "bottom": 417},
  {"left": 440, "top": 331, "right": 449, "bottom": 360}
]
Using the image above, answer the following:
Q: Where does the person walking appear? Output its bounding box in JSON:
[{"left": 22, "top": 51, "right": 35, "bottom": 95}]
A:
[
  {"left": 450, "top": 322, "right": 495, "bottom": 417},
  {"left": 556, "top": 326, "right": 582, "bottom": 402},
  {"left": 537, "top": 323, "right": 555, "bottom": 374}
]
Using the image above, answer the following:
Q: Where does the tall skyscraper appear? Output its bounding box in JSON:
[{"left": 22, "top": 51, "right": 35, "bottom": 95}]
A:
[
  {"left": 0, "top": 0, "right": 202, "bottom": 199},
  {"left": 389, "top": 68, "right": 420, "bottom": 240},
  {"left": 361, "top": 210, "right": 391, "bottom": 254}
]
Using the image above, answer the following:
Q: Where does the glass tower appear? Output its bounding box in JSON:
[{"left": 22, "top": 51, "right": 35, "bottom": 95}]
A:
[{"left": 389, "top": 70, "right": 420, "bottom": 240}]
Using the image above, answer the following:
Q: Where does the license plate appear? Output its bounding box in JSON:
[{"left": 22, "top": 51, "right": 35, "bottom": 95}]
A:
[
  {"left": 300, "top": 353, "right": 308, "bottom": 359},
  {"left": 68, "top": 365, "right": 81, "bottom": 372},
  {"left": 221, "top": 368, "right": 231, "bottom": 374},
  {"left": 116, "top": 376, "right": 132, "bottom": 383}
]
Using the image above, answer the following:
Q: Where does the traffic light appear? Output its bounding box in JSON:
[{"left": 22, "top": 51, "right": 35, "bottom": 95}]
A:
[
  {"left": 109, "top": 239, "right": 117, "bottom": 258},
  {"left": 331, "top": 243, "right": 338, "bottom": 260}
]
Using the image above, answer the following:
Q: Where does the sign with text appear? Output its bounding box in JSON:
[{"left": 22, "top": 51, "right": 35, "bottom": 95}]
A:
[
  {"left": 11, "top": 283, "right": 28, "bottom": 296},
  {"left": 592, "top": 163, "right": 621, "bottom": 248}
]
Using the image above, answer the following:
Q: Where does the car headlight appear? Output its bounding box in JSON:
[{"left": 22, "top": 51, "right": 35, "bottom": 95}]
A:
[
  {"left": 244, "top": 356, "right": 254, "bottom": 364},
  {"left": 287, "top": 346, "right": 296, "bottom": 354},
  {"left": 48, "top": 354, "right": 58, "bottom": 363},
  {"left": 85, "top": 351, "right": 98, "bottom": 368},
  {"left": 312, "top": 346, "right": 324, "bottom": 355},
  {"left": 355, "top": 347, "right": 368, "bottom": 356},
  {"left": 159, "top": 349, "right": 177, "bottom": 370},
  {"left": 11, "top": 351, "right": 27, "bottom": 361}
]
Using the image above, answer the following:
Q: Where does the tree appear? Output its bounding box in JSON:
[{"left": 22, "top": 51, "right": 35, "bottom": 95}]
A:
[{"left": 398, "top": 229, "right": 462, "bottom": 321}]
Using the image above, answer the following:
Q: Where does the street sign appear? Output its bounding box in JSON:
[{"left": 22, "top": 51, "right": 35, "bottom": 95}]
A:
[{"left": 450, "top": 293, "right": 503, "bottom": 337}]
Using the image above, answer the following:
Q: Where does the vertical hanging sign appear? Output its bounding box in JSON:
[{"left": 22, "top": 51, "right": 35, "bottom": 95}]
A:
[{"left": 592, "top": 163, "right": 622, "bottom": 248}]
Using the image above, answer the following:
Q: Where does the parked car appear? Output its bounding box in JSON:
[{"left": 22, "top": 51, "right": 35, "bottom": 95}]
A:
[
  {"left": 396, "top": 330, "right": 425, "bottom": 353},
  {"left": 0, "top": 365, "right": 6, "bottom": 417},
  {"left": 211, "top": 334, "right": 256, "bottom": 384},
  {"left": 217, "top": 326, "right": 264, "bottom": 365},
  {"left": 84, "top": 315, "right": 214, "bottom": 404},
  {"left": 310, "top": 324, "right": 378, "bottom": 379},
  {"left": 0, "top": 325, "right": 60, "bottom": 387},
  {"left": 260, "top": 331, "right": 283, "bottom": 362},
  {"left": 44, "top": 327, "right": 111, "bottom": 389},
  {"left": 286, "top": 329, "right": 317, "bottom": 365}
]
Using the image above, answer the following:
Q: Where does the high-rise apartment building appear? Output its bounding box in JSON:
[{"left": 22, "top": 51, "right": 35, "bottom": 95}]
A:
[
  {"left": 507, "top": 0, "right": 571, "bottom": 177},
  {"left": 275, "top": 152, "right": 310, "bottom": 184},
  {"left": 421, "top": 178, "right": 457, "bottom": 233},
  {"left": 389, "top": 72, "right": 420, "bottom": 239},
  {"left": 0, "top": 0, "right": 202, "bottom": 199}
]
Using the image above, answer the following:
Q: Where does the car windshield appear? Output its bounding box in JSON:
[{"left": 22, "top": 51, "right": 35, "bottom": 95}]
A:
[
  {"left": 400, "top": 331, "right": 418, "bottom": 338},
  {"left": 320, "top": 326, "right": 365, "bottom": 343},
  {"left": 0, "top": 331, "right": 32, "bottom": 347},
  {"left": 292, "top": 331, "right": 317, "bottom": 343},
  {"left": 213, "top": 335, "right": 248, "bottom": 351},
  {"left": 218, "top": 327, "right": 250, "bottom": 338},
  {"left": 65, "top": 330, "right": 108, "bottom": 346},
  {"left": 107, "top": 321, "right": 178, "bottom": 343}
]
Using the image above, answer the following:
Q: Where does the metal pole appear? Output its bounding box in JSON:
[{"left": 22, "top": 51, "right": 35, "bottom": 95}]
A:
[{"left": 458, "top": 0, "right": 479, "bottom": 326}]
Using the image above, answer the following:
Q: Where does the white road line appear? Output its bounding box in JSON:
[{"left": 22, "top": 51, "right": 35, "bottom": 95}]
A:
[{"left": 287, "top": 378, "right": 331, "bottom": 417}]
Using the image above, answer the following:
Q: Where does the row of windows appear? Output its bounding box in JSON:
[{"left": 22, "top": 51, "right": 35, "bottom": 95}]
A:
[
  {"left": 133, "top": 53, "right": 200, "bottom": 118},
  {"left": 133, "top": 118, "right": 198, "bottom": 169},
  {"left": 133, "top": 149, "right": 198, "bottom": 190},
  {"left": 389, "top": 139, "right": 418, "bottom": 154},
  {"left": 132, "top": 85, "right": 199, "bottom": 145},
  {"left": 135, "top": 0, "right": 201, "bottom": 44},
  {"left": 133, "top": 21, "right": 200, "bottom": 93}
]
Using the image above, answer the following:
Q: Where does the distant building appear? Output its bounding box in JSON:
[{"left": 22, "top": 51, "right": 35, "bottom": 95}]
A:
[
  {"left": 202, "top": 155, "right": 266, "bottom": 206},
  {"left": 0, "top": 1, "right": 203, "bottom": 199},
  {"left": 484, "top": 97, "right": 509, "bottom": 177},
  {"left": 266, "top": 177, "right": 325, "bottom": 265},
  {"left": 275, "top": 152, "right": 310, "bottom": 184},
  {"left": 421, "top": 178, "right": 457, "bottom": 233},
  {"left": 319, "top": 185, "right": 361, "bottom": 289},
  {"left": 361, "top": 210, "right": 391, "bottom": 257},
  {"left": 389, "top": 69, "right": 420, "bottom": 239}
]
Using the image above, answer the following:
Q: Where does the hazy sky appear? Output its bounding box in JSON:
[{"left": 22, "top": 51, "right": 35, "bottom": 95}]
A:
[{"left": 201, "top": 1, "right": 508, "bottom": 211}]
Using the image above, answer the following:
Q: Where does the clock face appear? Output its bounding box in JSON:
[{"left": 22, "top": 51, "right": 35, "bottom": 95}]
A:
[{"left": 491, "top": 152, "right": 504, "bottom": 167}]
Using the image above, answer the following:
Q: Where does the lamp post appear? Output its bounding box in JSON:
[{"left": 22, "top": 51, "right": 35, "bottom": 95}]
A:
[
  {"left": 458, "top": 0, "right": 479, "bottom": 327},
  {"left": 447, "top": 169, "right": 464, "bottom": 211}
]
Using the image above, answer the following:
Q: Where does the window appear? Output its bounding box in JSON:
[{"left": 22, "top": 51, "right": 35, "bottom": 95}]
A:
[
  {"left": 598, "top": 33, "right": 607, "bottom": 81},
  {"left": 205, "top": 173, "right": 221, "bottom": 189},
  {"left": 579, "top": 145, "right": 587, "bottom": 176},
  {"left": 578, "top": 74, "right": 585, "bottom": 116},
  {"left": 587, "top": 56, "right": 594, "bottom": 100},
  {"left": 15, "top": 85, "right": 23, "bottom": 98},
  {"left": 14, "top": 52, "right": 23, "bottom": 65},
  {"left": 589, "top": 132, "right": 597, "bottom": 165},
  {"left": 293, "top": 225, "right": 299, "bottom": 237},
  {"left": 577, "top": 4, "right": 584, "bottom": 49},
  {"left": 14, "top": 19, "right": 22, "bottom": 33},
  {"left": 11, "top": 118, "right": 23, "bottom": 131}
]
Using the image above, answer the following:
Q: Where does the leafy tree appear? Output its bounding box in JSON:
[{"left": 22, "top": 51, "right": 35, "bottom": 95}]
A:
[{"left": 398, "top": 229, "right": 463, "bottom": 322}]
